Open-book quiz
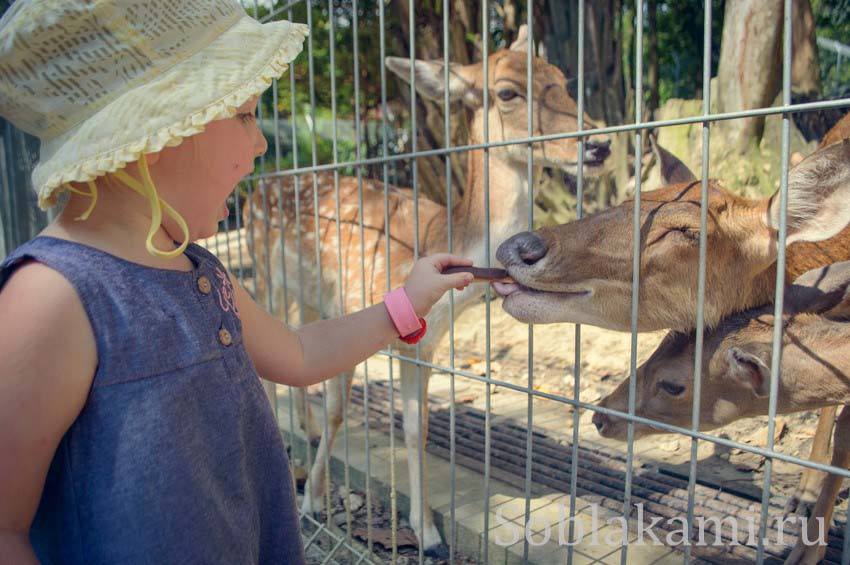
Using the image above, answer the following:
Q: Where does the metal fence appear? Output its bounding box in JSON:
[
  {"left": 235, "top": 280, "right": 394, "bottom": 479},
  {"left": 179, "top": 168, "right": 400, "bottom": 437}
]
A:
[
  {"left": 233, "top": 1, "right": 850, "bottom": 564},
  {"left": 4, "top": 0, "right": 850, "bottom": 563}
]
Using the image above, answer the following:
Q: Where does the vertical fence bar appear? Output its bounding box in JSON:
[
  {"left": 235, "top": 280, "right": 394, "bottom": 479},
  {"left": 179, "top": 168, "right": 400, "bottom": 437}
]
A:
[
  {"left": 287, "top": 3, "right": 310, "bottom": 490},
  {"left": 404, "top": 2, "right": 427, "bottom": 563},
  {"left": 441, "top": 1, "right": 458, "bottom": 562},
  {"left": 684, "top": 1, "right": 712, "bottom": 562},
  {"left": 315, "top": 0, "right": 341, "bottom": 529},
  {"left": 271, "top": 4, "right": 288, "bottom": 479},
  {"left": 326, "top": 1, "right": 354, "bottom": 551},
  {"left": 622, "top": 2, "right": 644, "bottom": 563},
  {"left": 522, "top": 4, "right": 536, "bottom": 563},
  {"left": 224, "top": 209, "right": 233, "bottom": 274},
  {"left": 304, "top": 0, "right": 322, "bottom": 529},
  {"left": 757, "top": 0, "right": 793, "bottom": 561},
  {"left": 350, "top": 0, "right": 374, "bottom": 553},
  {"left": 286, "top": 2, "right": 302, "bottom": 502},
  {"left": 377, "top": 1, "right": 399, "bottom": 559},
  {"left": 268, "top": 25, "right": 284, "bottom": 326},
  {"left": 567, "top": 1, "right": 586, "bottom": 562},
  {"left": 252, "top": 0, "right": 278, "bottom": 428},
  {"left": 843, "top": 502, "right": 850, "bottom": 564},
  {"left": 235, "top": 185, "right": 244, "bottom": 278},
  {"left": 481, "top": 2, "right": 493, "bottom": 563}
]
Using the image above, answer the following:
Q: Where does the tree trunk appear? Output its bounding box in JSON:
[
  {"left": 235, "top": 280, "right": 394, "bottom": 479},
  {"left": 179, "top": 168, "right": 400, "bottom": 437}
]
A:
[
  {"left": 792, "top": 0, "right": 821, "bottom": 97},
  {"left": 715, "top": 0, "right": 784, "bottom": 152},
  {"left": 647, "top": 0, "right": 660, "bottom": 118},
  {"left": 389, "top": 0, "right": 477, "bottom": 205},
  {"left": 715, "top": 0, "right": 821, "bottom": 152}
]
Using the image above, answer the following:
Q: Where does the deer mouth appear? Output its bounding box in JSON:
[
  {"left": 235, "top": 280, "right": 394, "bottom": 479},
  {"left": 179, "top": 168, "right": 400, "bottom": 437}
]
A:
[
  {"left": 562, "top": 157, "right": 607, "bottom": 178},
  {"left": 492, "top": 280, "right": 590, "bottom": 299},
  {"left": 582, "top": 156, "right": 607, "bottom": 169}
]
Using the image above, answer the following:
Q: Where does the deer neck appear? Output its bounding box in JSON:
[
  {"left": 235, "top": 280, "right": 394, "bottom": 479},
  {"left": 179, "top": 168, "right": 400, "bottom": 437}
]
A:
[
  {"left": 451, "top": 148, "right": 540, "bottom": 266},
  {"left": 775, "top": 320, "right": 850, "bottom": 412}
]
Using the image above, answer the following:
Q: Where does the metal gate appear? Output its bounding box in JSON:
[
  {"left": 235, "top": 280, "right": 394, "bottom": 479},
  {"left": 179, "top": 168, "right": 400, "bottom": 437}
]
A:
[{"left": 4, "top": 0, "right": 850, "bottom": 563}]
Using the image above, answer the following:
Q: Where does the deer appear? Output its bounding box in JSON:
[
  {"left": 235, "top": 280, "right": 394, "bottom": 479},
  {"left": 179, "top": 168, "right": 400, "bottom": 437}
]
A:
[
  {"left": 494, "top": 117, "right": 850, "bottom": 523},
  {"left": 592, "top": 258, "right": 850, "bottom": 565},
  {"left": 243, "top": 26, "right": 612, "bottom": 557}
]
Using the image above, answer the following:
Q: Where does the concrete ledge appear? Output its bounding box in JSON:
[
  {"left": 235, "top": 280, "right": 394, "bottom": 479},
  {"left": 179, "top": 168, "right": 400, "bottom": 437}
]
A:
[{"left": 276, "top": 392, "right": 680, "bottom": 565}]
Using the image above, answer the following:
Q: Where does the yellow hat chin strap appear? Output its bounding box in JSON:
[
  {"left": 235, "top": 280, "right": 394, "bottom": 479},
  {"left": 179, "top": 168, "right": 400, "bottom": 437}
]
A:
[
  {"left": 110, "top": 154, "right": 190, "bottom": 259},
  {"left": 64, "top": 181, "right": 99, "bottom": 221}
]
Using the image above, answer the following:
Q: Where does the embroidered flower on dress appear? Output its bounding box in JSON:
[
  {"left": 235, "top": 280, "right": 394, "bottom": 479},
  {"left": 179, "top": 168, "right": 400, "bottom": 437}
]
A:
[{"left": 214, "top": 267, "right": 240, "bottom": 318}]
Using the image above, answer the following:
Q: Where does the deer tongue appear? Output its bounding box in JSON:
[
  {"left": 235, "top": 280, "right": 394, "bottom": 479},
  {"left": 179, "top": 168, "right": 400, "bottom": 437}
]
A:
[{"left": 492, "top": 281, "right": 525, "bottom": 297}]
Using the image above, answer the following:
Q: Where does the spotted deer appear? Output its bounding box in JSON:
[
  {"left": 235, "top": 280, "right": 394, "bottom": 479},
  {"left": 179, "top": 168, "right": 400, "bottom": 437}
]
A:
[
  {"left": 244, "top": 27, "right": 611, "bottom": 556},
  {"left": 593, "top": 258, "right": 850, "bottom": 565},
  {"left": 495, "top": 117, "right": 850, "bottom": 520}
]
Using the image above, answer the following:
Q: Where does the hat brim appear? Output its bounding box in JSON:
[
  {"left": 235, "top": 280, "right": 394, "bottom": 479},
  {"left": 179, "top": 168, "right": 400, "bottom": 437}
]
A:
[{"left": 33, "top": 16, "right": 309, "bottom": 209}]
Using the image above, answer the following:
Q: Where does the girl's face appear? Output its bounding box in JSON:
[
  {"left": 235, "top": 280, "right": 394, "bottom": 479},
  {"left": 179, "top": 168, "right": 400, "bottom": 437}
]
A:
[{"left": 153, "top": 96, "right": 268, "bottom": 241}]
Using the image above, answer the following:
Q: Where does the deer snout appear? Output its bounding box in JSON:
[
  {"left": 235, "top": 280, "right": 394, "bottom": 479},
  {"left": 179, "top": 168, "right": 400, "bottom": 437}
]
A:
[
  {"left": 591, "top": 411, "right": 609, "bottom": 433},
  {"left": 496, "top": 231, "right": 549, "bottom": 268},
  {"left": 585, "top": 137, "right": 611, "bottom": 163}
]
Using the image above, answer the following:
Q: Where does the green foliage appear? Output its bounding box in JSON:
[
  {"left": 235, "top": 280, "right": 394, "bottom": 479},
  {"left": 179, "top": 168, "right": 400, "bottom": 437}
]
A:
[
  {"left": 812, "top": 0, "right": 850, "bottom": 39},
  {"left": 244, "top": 0, "right": 403, "bottom": 175},
  {"left": 812, "top": 0, "right": 850, "bottom": 97},
  {"left": 651, "top": 0, "right": 725, "bottom": 104}
]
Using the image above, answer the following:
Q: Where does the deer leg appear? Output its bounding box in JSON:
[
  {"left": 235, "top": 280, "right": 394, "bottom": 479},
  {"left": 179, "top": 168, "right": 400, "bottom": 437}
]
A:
[
  {"left": 784, "top": 406, "right": 836, "bottom": 518},
  {"left": 261, "top": 379, "right": 279, "bottom": 415},
  {"left": 292, "top": 386, "right": 322, "bottom": 447},
  {"left": 289, "top": 305, "right": 323, "bottom": 447},
  {"left": 784, "top": 405, "right": 850, "bottom": 565},
  {"left": 301, "top": 372, "right": 354, "bottom": 516},
  {"left": 255, "top": 284, "right": 285, "bottom": 426},
  {"left": 400, "top": 359, "right": 448, "bottom": 559}
]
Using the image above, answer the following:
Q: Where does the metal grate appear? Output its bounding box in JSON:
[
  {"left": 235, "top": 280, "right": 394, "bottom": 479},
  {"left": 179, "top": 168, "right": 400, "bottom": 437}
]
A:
[
  {"left": 3, "top": 0, "right": 850, "bottom": 563},
  {"left": 237, "top": 1, "right": 850, "bottom": 564}
]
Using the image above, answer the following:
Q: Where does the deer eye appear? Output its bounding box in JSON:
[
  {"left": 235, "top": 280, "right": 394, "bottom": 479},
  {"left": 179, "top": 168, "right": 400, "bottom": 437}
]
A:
[
  {"left": 497, "top": 88, "right": 519, "bottom": 102},
  {"left": 659, "top": 381, "right": 686, "bottom": 396},
  {"left": 658, "top": 227, "right": 699, "bottom": 245}
]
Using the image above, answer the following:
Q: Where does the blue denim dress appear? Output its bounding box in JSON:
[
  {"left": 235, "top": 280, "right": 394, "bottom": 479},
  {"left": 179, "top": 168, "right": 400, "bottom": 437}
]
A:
[{"left": 0, "top": 236, "right": 304, "bottom": 564}]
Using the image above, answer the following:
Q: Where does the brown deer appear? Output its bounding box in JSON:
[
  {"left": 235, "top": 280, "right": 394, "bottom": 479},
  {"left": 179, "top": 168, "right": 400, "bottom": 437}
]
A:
[
  {"left": 593, "top": 259, "right": 850, "bottom": 565},
  {"left": 244, "top": 27, "right": 611, "bottom": 557},
  {"left": 494, "top": 119, "right": 850, "bottom": 519}
]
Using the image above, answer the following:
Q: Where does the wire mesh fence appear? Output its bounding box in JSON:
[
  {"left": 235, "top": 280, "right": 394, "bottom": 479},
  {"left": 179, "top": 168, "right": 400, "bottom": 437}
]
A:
[
  {"left": 232, "top": 1, "right": 850, "bottom": 564},
  {"left": 5, "top": 1, "right": 850, "bottom": 564}
]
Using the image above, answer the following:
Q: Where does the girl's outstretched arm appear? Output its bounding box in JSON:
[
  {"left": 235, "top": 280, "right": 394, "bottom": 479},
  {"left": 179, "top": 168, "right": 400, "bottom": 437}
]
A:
[{"left": 236, "top": 254, "right": 473, "bottom": 387}]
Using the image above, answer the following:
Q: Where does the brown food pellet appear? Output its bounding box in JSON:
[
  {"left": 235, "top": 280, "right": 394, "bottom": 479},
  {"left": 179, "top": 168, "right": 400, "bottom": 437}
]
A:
[{"left": 443, "top": 266, "right": 515, "bottom": 283}]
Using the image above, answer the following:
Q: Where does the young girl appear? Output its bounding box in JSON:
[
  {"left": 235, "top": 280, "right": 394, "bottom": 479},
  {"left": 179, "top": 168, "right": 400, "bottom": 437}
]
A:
[{"left": 0, "top": 1, "right": 474, "bottom": 563}]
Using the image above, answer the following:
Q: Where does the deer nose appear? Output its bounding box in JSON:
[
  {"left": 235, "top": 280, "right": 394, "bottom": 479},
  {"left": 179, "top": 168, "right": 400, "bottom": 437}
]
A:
[
  {"left": 592, "top": 411, "right": 608, "bottom": 433},
  {"left": 586, "top": 137, "right": 611, "bottom": 161},
  {"left": 496, "top": 231, "right": 549, "bottom": 268}
]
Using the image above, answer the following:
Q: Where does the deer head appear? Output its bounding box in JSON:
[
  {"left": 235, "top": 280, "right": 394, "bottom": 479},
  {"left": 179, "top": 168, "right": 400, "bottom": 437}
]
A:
[
  {"left": 494, "top": 139, "right": 850, "bottom": 332},
  {"left": 593, "top": 260, "right": 850, "bottom": 440},
  {"left": 385, "top": 25, "right": 611, "bottom": 177}
]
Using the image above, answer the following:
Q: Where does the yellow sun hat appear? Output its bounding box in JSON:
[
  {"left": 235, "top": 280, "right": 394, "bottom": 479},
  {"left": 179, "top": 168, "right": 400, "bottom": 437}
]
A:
[{"left": 0, "top": 0, "right": 309, "bottom": 210}]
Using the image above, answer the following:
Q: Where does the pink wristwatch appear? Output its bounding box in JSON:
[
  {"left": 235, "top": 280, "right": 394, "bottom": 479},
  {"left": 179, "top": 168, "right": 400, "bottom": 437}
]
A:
[{"left": 383, "top": 288, "right": 427, "bottom": 343}]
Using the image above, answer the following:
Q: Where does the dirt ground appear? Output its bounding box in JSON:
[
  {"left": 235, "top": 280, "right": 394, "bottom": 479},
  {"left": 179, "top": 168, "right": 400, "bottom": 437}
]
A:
[
  {"left": 293, "top": 291, "right": 843, "bottom": 564},
  {"left": 201, "top": 229, "right": 845, "bottom": 546},
  {"left": 431, "top": 293, "right": 838, "bottom": 506}
]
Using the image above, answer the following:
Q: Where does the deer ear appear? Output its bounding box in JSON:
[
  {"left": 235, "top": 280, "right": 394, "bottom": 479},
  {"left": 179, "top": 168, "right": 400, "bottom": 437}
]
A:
[
  {"left": 385, "top": 57, "right": 471, "bottom": 103},
  {"left": 649, "top": 133, "right": 696, "bottom": 186},
  {"left": 786, "top": 260, "right": 850, "bottom": 314},
  {"left": 509, "top": 24, "right": 530, "bottom": 52},
  {"left": 726, "top": 346, "right": 772, "bottom": 398},
  {"left": 767, "top": 139, "right": 850, "bottom": 245}
]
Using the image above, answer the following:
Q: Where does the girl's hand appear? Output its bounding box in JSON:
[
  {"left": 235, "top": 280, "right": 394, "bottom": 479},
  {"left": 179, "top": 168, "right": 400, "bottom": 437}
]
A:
[{"left": 404, "top": 254, "right": 475, "bottom": 317}]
